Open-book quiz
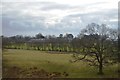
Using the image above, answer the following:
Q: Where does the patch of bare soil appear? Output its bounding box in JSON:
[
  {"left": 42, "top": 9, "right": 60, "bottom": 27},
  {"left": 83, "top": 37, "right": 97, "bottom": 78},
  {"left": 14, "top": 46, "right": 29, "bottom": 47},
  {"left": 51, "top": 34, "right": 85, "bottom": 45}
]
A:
[{"left": 2, "top": 66, "right": 69, "bottom": 79}]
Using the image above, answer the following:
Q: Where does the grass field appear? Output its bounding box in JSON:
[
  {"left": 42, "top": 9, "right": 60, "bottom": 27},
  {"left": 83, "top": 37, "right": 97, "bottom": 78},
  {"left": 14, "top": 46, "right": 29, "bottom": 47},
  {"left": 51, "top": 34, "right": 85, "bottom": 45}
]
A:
[{"left": 2, "top": 49, "right": 119, "bottom": 78}]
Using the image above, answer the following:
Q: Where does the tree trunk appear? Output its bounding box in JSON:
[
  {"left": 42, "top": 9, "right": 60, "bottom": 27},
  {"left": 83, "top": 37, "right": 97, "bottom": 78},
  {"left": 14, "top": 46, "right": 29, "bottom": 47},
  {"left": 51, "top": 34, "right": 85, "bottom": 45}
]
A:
[
  {"left": 98, "top": 40, "right": 104, "bottom": 75},
  {"left": 98, "top": 60, "right": 104, "bottom": 75},
  {"left": 98, "top": 59, "right": 104, "bottom": 75}
]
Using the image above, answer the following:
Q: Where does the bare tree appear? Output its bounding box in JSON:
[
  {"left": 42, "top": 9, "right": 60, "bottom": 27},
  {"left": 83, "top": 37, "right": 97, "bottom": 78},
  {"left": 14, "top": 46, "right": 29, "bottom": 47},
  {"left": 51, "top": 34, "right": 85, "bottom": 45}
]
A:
[{"left": 71, "top": 23, "right": 118, "bottom": 75}]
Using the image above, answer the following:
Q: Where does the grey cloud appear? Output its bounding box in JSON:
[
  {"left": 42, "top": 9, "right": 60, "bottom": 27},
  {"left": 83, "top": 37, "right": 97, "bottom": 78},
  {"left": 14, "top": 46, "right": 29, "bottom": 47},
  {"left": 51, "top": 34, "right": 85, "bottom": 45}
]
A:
[
  {"left": 40, "top": 2, "right": 71, "bottom": 11},
  {"left": 84, "top": 1, "right": 108, "bottom": 6},
  {"left": 2, "top": 2, "right": 80, "bottom": 36},
  {"left": 67, "top": 9, "right": 117, "bottom": 27},
  {"left": 2, "top": 15, "right": 47, "bottom": 36},
  {"left": 2, "top": 2, "right": 71, "bottom": 11},
  {"left": 1, "top": 2, "right": 118, "bottom": 37}
]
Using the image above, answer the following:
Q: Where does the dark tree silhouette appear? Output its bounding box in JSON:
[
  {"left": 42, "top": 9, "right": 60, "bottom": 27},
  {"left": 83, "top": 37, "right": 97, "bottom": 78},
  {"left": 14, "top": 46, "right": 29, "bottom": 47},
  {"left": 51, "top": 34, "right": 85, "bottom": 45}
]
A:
[
  {"left": 35, "top": 33, "right": 45, "bottom": 39},
  {"left": 71, "top": 23, "right": 118, "bottom": 75},
  {"left": 59, "top": 34, "right": 63, "bottom": 38}
]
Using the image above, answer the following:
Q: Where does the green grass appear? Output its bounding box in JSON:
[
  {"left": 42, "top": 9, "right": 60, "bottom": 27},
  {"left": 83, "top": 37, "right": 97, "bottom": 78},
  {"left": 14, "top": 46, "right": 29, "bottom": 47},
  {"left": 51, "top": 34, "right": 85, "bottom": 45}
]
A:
[{"left": 3, "top": 49, "right": 119, "bottom": 78}]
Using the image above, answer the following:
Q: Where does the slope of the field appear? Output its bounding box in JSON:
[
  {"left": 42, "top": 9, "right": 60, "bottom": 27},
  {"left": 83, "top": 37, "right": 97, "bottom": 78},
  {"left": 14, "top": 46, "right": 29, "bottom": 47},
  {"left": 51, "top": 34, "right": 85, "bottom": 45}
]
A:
[{"left": 2, "top": 49, "right": 119, "bottom": 78}]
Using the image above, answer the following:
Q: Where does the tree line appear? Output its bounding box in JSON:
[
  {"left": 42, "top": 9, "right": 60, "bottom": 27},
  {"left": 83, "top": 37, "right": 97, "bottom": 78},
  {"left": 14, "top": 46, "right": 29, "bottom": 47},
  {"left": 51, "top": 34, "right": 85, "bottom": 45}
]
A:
[{"left": 2, "top": 32, "right": 74, "bottom": 52}]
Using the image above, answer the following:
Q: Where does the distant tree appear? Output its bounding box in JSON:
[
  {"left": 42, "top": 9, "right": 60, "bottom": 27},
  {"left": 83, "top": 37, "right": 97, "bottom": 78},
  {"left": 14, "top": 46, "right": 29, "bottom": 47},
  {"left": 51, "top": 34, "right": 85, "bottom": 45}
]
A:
[
  {"left": 71, "top": 23, "right": 118, "bottom": 75},
  {"left": 65, "top": 33, "right": 73, "bottom": 39},
  {"left": 0, "top": 36, "right": 2, "bottom": 50},
  {"left": 64, "top": 33, "right": 74, "bottom": 42},
  {"left": 35, "top": 33, "right": 45, "bottom": 39},
  {"left": 71, "top": 37, "right": 81, "bottom": 52},
  {"left": 118, "top": 30, "right": 120, "bottom": 73},
  {"left": 59, "top": 34, "right": 63, "bottom": 38},
  {"left": 24, "top": 36, "right": 31, "bottom": 41},
  {"left": 2, "top": 36, "right": 11, "bottom": 49}
]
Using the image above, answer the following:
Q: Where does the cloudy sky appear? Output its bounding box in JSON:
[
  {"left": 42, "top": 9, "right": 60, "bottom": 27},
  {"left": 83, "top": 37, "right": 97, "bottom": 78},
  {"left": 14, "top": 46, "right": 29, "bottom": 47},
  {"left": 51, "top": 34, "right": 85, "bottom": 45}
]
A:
[{"left": 1, "top": 0, "right": 119, "bottom": 37}]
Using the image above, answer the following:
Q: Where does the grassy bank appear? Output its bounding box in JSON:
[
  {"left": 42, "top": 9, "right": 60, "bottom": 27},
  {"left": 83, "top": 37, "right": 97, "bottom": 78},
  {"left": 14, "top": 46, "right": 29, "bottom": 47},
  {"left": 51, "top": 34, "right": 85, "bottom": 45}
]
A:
[{"left": 3, "top": 49, "right": 119, "bottom": 78}]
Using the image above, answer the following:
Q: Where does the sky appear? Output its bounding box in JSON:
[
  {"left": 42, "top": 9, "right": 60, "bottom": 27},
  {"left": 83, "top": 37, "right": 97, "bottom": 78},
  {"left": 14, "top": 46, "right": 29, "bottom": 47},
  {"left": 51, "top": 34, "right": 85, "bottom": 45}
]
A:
[{"left": 1, "top": 0, "right": 119, "bottom": 37}]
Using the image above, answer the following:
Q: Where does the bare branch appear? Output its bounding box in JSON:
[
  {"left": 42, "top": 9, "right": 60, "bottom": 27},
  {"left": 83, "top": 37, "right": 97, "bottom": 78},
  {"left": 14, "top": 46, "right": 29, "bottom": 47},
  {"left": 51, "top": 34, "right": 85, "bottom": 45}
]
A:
[
  {"left": 91, "top": 52, "right": 100, "bottom": 63},
  {"left": 71, "top": 53, "right": 89, "bottom": 63}
]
